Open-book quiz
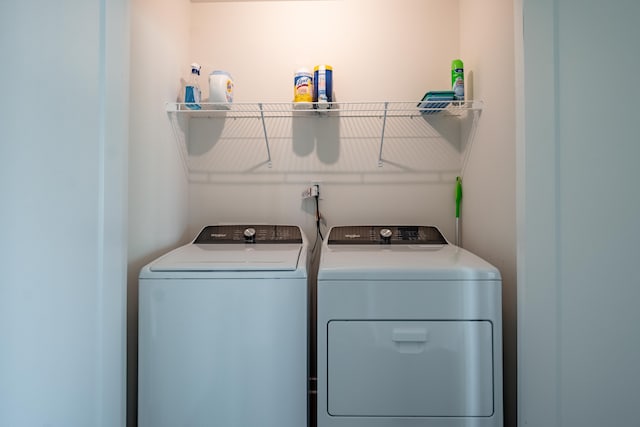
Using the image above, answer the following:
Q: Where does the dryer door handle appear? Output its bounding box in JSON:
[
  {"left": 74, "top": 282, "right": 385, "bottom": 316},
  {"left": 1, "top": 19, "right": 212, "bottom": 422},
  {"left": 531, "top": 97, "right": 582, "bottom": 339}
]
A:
[{"left": 391, "top": 328, "right": 428, "bottom": 343}]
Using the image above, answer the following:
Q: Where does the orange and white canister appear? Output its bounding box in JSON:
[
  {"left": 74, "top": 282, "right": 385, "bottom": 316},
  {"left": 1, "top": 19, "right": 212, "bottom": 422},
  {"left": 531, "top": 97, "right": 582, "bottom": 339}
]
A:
[{"left": 209, "top": 70, "right": 234, "bottom": 104}]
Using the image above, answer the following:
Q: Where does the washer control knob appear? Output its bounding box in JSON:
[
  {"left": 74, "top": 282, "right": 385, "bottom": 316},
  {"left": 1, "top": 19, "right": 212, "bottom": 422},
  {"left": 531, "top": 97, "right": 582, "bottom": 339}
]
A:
[
  {"left": 244, "top": 227, "right": 256, "bottom": 241},
  {"left": 380, "top": 228, "right": 393, "bottom": 241}
]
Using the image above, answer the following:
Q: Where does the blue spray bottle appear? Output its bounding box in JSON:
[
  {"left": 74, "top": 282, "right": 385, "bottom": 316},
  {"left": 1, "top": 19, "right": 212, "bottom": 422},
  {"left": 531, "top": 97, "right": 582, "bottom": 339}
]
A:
[{"left": 185, "top": 63, "right": 202, "bottom": 110}]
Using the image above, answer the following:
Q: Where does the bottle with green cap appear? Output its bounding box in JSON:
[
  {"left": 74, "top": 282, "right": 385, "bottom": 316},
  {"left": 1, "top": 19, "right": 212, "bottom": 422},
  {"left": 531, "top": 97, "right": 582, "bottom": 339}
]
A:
[{"left": 451, "top": 59, "right": 464, "bottom": 101}]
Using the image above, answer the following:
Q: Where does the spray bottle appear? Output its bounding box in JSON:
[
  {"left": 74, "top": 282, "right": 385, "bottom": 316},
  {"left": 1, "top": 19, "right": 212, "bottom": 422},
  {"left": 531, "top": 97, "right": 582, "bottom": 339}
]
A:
[
  {"left": 451, "top": 59, "right": 464, "bottom": 101},
  {"left": 185, "top": 63, "right": 202, "bottom": 110}
]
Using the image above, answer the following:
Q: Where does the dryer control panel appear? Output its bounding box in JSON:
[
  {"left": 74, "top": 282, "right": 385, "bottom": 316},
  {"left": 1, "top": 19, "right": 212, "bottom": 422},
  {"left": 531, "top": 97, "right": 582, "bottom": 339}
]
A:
[
  {"left": 327, "top": 225, "right": 447, "bottom": 245},
  {"left": 194, "top": 225, "right": 303, "bottom": 244}
]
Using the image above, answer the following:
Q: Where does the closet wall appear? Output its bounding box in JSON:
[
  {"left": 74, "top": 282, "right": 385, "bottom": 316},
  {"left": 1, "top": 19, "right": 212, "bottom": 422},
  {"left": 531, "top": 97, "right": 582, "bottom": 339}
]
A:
[
  {"left": 128, "top": 1, "right": 517, "bottom": 426},
  {"left": 459, "top": 0, "right": 516, "bottom": 424},
  {"left": 128, "top": 0, "right": 191, "bottom": 424}
]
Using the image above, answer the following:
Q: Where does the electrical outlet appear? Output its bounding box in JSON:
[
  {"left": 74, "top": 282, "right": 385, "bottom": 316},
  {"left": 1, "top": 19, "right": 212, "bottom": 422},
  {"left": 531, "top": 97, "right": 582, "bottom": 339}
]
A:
[
  {"left": 301, "top": 187, "right": 313, "bottom": 199},
  {"left": 311, "top": 181, "right": 322, "bottom": 197},
  {"left": 301, "top": 183, "right": 321, "bottom": 199}
]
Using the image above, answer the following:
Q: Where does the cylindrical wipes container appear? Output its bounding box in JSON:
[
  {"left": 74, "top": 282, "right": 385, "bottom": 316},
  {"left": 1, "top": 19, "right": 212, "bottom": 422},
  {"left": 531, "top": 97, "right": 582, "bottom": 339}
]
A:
[
  {"left": 313, "top": 65, "right": 333, "bottom": 109},
  {"left": 294, "top": 68, "right": 313, "bottom": 103}
]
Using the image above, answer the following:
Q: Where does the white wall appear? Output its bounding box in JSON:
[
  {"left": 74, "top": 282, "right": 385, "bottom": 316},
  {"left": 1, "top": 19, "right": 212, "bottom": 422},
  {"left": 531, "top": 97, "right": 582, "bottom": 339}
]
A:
[
  {"left": 127, "top": 0, "right": 191, "bottom": 425},
  {"left": 459, "top": 1, "right": 517, "bottom": 426},
  {"left": 519, "top": 0, "right": 640, "bottom": 426},
  {"left": 0, "top": 0, "right": 129, "bottom": 426},
  {"left": 187, "top": 0, "right": 463, "bottom": 242},
  {"left": 191, "top": 0, "right": 457, "bottom": 103}
]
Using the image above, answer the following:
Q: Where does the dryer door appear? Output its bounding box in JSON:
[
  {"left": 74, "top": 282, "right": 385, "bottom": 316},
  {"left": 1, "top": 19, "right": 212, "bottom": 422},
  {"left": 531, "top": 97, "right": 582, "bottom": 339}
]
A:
[{"left": 327, "top": 320, "right": 494, "bottom": 417}]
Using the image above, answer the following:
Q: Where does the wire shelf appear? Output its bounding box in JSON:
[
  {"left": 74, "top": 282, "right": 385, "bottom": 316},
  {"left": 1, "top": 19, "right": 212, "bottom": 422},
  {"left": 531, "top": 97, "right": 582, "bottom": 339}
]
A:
[
  {"left": 166, "top": 100, "right": 483, "bottom": 169},
  {"left": 166, "top": 100, "right": 483, "bottom": 118}
]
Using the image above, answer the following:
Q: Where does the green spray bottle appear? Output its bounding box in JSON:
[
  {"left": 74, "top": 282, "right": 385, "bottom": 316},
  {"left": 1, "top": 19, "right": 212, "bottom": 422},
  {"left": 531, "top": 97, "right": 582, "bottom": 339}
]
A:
[{"left": 451, "top": 59, "right": 464, "bottom": 101}]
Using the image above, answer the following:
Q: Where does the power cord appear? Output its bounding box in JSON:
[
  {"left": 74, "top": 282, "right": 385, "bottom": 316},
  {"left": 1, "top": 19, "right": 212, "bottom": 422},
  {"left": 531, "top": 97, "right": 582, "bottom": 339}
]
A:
[
  {"left": 315, "top": 194, "right": 324, "bottom": 241},
  {"left": 312, "top": 193, "right": 325, "bottom": 254}
]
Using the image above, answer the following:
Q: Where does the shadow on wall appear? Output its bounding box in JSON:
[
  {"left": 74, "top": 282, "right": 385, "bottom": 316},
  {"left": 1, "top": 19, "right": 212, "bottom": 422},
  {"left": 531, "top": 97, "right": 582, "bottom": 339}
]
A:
[
  {"left": 293, "top": 116, "right": 341, "bottom": 164},
  {"left": 165, "top": 106, "right": 479, "bottom": 185}
]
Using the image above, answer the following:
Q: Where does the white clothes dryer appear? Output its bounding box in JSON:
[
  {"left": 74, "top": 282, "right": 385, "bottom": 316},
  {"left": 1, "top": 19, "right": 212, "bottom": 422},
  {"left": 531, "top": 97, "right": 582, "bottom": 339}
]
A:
[
  {"left": 138, "top": 225, "right": 308, "bottom": 427},
  {"left": 317, "top": 225, "right": 503, "bottom": 427}
]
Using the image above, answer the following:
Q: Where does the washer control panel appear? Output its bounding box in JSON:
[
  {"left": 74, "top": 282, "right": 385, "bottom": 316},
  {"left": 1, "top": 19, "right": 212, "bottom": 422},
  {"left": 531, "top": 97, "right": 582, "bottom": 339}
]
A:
[
  {"left": 194, "top": 225, "right": 303, "bottom": 244},
  {"left": 328, "top": 225, "right": 447, "bottom": 245}
]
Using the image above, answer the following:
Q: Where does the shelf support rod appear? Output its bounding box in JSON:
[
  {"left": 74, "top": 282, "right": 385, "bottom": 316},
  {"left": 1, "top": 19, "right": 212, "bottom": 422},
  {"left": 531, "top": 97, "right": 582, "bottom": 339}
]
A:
[
  {"left": 377, "top": 102, "right": 389, "bottom": 167},
  {"left": 258, "top": 103, "right": 273, "bottom": 168},
  {"left": 459, "top": 108, "right": 482, "bottom": 179}
]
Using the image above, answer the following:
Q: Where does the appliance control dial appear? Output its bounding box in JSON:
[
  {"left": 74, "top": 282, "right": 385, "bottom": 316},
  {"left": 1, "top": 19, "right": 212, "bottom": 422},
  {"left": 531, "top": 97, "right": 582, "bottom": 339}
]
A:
[
  {"left": 380, "top": 228, "right": 393, "bottom": 240},
  {"left": 244, "top": 227, "right": 256, "bottom": 241}
]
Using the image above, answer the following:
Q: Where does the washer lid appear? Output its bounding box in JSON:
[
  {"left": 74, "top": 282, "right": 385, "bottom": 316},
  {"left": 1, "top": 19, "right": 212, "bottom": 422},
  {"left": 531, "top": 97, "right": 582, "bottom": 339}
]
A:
[
  {"left": 146, "top": 225, "right": 306, "bottom": 273},
  {"left": 148, "top": 244, "right": 304, "bottom": 272}
]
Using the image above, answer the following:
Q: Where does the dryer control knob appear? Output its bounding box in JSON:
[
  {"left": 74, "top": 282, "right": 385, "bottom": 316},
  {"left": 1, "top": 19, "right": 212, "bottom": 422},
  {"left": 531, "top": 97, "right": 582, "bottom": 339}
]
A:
[
  {"left": 380, "top": 228, "right": 393, "bottom": 241},
  {"left": 244, "top": 227, "right": 256, "bottom": 241}
]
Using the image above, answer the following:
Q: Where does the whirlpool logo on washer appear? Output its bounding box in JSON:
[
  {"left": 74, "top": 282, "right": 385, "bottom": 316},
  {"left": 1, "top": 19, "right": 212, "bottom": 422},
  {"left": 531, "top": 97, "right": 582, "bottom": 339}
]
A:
[
  {"left": 345, "top": 234, "right": 361, "bottom": 239},
  {"left": 210, "top": 233, "right": 227, "bottom": 238}
]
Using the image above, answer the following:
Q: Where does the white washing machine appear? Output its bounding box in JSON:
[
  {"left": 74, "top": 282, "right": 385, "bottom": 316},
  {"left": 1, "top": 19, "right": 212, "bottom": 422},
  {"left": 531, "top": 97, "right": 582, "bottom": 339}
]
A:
[
  {"left": 317, "top": 225, "right": 503, "bottom": 427},
  {"left": 138, "top": 224, "right": 308, "bottom": 427}
]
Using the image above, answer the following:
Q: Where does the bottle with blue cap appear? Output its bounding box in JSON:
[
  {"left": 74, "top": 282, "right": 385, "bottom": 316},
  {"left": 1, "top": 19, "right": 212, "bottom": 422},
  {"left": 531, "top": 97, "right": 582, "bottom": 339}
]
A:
[
  {"left": 313, "top": 65, "right": 333, "bottom": 109},
  {"left": 185, "top": 63, "right": 202, "bottom": 110}
]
